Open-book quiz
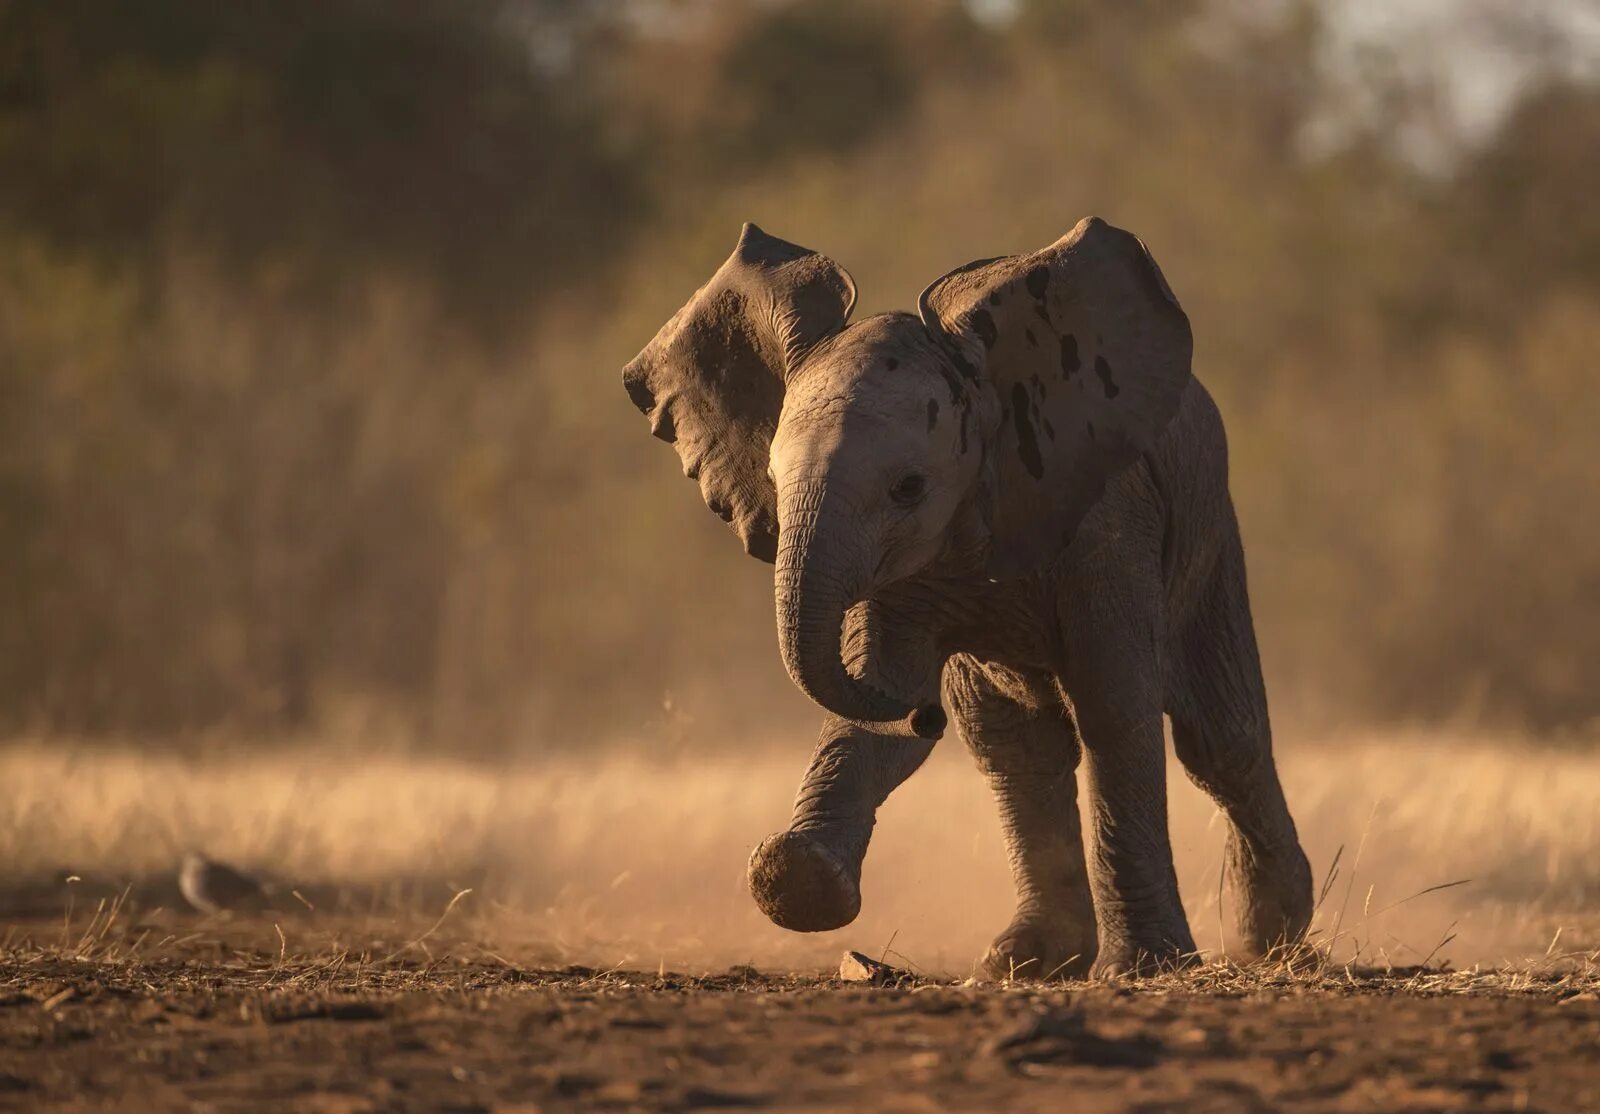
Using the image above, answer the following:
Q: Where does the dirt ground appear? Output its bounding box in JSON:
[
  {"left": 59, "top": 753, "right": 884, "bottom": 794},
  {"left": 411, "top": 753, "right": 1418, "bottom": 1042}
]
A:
[
  {"left": 6, "top": 737, "right": 1600, "bottom": 1110},
  {"left": 4, "top": 917, "right": 1600, "bottom": 1113}
]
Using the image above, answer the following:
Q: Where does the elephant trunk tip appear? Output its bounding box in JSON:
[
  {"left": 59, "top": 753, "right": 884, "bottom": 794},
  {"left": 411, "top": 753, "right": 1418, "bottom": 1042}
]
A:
[{"left": 909, "top": 703, "right": 947, "bottom": 740}]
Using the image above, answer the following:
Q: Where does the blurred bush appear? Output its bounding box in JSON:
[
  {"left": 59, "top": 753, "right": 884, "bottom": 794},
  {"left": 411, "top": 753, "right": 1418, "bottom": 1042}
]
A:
[{"left": 0, "top": 0, "right": 1595, "bottom": 747}]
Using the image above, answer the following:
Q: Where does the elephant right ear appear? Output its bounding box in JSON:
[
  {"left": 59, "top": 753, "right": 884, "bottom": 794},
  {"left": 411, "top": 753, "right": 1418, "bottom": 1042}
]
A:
[
  {"left": 623, "top": 224, "right": 856, "bottom": 563},
  {"left": 919, "top": 218, "right": 1192, "bottom": 578}
]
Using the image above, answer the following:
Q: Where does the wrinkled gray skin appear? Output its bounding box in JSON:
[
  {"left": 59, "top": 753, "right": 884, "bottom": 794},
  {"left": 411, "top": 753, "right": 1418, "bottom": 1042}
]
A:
[{"left": 624, "top": 218, "right": 1313, "bottom": 978}]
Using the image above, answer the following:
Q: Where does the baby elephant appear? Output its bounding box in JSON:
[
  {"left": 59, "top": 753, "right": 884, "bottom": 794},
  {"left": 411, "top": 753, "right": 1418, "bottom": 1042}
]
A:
[{"left": 624, "top": 218, "right": 1313, "bottom": 978}]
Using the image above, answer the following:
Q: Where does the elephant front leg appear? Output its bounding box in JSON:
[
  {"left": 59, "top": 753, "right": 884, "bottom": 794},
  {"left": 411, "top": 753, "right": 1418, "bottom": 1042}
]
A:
[
  {"left": 748, "top": 714, "right": 933, "bottom": 932},
  {"left": 945, "top": 655, "right": 1097, "bottom": 980}
]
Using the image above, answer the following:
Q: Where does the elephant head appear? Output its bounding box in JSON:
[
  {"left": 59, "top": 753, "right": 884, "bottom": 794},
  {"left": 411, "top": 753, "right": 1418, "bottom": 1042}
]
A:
[{"left": 623, "top": 218, "right": 1192, "bottom": 739}]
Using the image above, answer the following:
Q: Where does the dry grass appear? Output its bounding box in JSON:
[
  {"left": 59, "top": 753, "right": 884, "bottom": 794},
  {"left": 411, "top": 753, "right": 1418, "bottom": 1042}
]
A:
[
  {"left": 3, "top": 944, "right": 1598, "bottom": 1004},
  {"left": 3, "top": 729, "right": 1599, "bottom": 978}
]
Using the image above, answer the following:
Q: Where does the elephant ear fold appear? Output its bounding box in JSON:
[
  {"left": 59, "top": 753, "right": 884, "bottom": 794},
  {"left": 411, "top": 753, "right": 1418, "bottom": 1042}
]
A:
[
  {"left": 919, "top": 217, "right": 1192, "bottom": 578},
  {"left": 623, "top": 224, "right": 856, "bottom": 562}
]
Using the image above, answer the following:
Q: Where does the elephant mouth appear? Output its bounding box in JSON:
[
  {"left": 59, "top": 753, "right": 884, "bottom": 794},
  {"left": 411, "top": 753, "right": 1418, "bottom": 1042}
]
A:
[{"left": 907, "top": 704, "right": 947, "bottom": 738}]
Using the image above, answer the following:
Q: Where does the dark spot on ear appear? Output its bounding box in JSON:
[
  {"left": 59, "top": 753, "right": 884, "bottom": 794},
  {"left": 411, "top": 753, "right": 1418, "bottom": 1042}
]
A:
[
  {"left": 885, "top": 358, "right": 899, "bottom": 371},
  {"left": 936, "top": 361, "right": 965, "bottom": 402},
  {"left": 1025, "top": 328, "right": 1038, "bottom": 347},
  {"left": 970, "top": 309, "right": 998, "bottom": 350},
  {"left": 1059, "top": 334, "right": 1080, "bottom": 379},
  {"left": 1034, "top": 305, "right": 1051, "bottom": 327},
  {"left": 1010, "top": 383, "right": 1044, "bottom": 480},
  {"left": 988, "top": 290, "right": 1004, "bottom": 306},
  {"left": 926, "top": 398, "right": 939, "bottom": 431},
  {"left": 1086, "top": 420, "right": 1096, "bottom": 441},
  {"left": 959, "top": 406, "right": 970, "bottom": 453},
  {"left": 1094, "top": 355, "right": 1120, "bottom": 399},
  {"left": 1043, "top": 418, "right": 1056, "bottom": 441},
  {"left": 1025, "top": 265, "right": 1050, "bottom": 301},
  {"left": 947, "top": 348, "right": 980, "bottom": 383}
]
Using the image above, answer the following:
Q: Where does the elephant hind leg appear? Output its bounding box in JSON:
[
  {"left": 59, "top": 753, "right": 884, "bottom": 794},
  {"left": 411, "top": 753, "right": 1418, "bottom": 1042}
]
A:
[
  {"left": 945, "top": 655, "right": 1097, "bottom": 980},
  {"left": 1168, "top": 526, "right": 1313, "bottom": 961}
]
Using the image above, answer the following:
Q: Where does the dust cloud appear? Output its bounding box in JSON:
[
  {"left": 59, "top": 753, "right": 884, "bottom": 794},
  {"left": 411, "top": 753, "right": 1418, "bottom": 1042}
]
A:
[{"left": 4, "top": 731, "right": 1594, "bottom": 974}]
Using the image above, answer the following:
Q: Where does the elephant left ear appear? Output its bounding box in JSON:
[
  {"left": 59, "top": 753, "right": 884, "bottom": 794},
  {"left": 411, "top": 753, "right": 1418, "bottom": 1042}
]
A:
[{"left": 918, "top": 217, "right": 1193, "bottom": 578}]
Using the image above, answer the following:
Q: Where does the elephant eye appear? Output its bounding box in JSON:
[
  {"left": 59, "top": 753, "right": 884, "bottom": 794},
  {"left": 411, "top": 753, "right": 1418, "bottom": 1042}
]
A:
[{"left": 889, "top": 473, "right": 927, "bottom": 507}]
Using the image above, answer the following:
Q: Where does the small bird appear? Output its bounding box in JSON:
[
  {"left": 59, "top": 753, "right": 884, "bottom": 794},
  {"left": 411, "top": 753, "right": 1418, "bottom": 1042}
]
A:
[{"left": 177, "top": 852, "right": 270, "bottom": 915}]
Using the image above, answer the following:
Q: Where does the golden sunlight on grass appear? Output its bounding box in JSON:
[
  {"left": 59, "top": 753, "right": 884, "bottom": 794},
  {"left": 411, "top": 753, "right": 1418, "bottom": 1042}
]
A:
[{"left": 3, "top": 731, "right": 1596, "bottom": 975}]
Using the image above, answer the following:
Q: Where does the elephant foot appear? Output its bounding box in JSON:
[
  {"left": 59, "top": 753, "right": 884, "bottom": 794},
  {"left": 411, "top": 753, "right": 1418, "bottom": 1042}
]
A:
[
  {"left": 1227, "top": 834, "right": 1315, "bottom": 961},
  {"left": 980, "top": 915, "right": 1097, "bottom": 981},
  {"left": 747, "top": 831, "right": 860, "bottom": 932},
  {"left": 1089, "top": 941, "right": 1202, "bottom": 979},
  {"left": 1089, "top": 917, "right": 1200, "bottom": 979}
]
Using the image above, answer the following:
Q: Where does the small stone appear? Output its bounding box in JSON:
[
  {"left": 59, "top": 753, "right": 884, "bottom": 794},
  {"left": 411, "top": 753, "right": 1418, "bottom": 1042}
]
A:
[
  {"left": 594, "top": 1080, "right": 644, "bottom": 1103},
  {"left": 839, "top": 950, "right": 906, "bottom": 985}
]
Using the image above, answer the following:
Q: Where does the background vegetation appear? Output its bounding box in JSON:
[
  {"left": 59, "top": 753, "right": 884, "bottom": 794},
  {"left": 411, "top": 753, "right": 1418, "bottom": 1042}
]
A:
[{"left": 1, "top": 0, "right": 1596, "bottom": 749}]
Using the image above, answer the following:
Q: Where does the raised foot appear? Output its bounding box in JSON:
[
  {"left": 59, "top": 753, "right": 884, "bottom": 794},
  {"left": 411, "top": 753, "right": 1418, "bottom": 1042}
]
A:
[
  {"left": 981, "top": 917, "right": 1097, "bottom": 982},
  {"left": 747, "top": 831, "right": 860, "bottom": 932}
]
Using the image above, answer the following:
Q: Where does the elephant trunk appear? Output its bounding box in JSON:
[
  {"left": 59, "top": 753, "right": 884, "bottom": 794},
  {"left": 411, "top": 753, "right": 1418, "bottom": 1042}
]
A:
[
  {"left": 773, "top": 533, "right": 909, "bottom": 729},
  {"left": 774, "top": 485, "right": 944, "bottom": 739}
]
